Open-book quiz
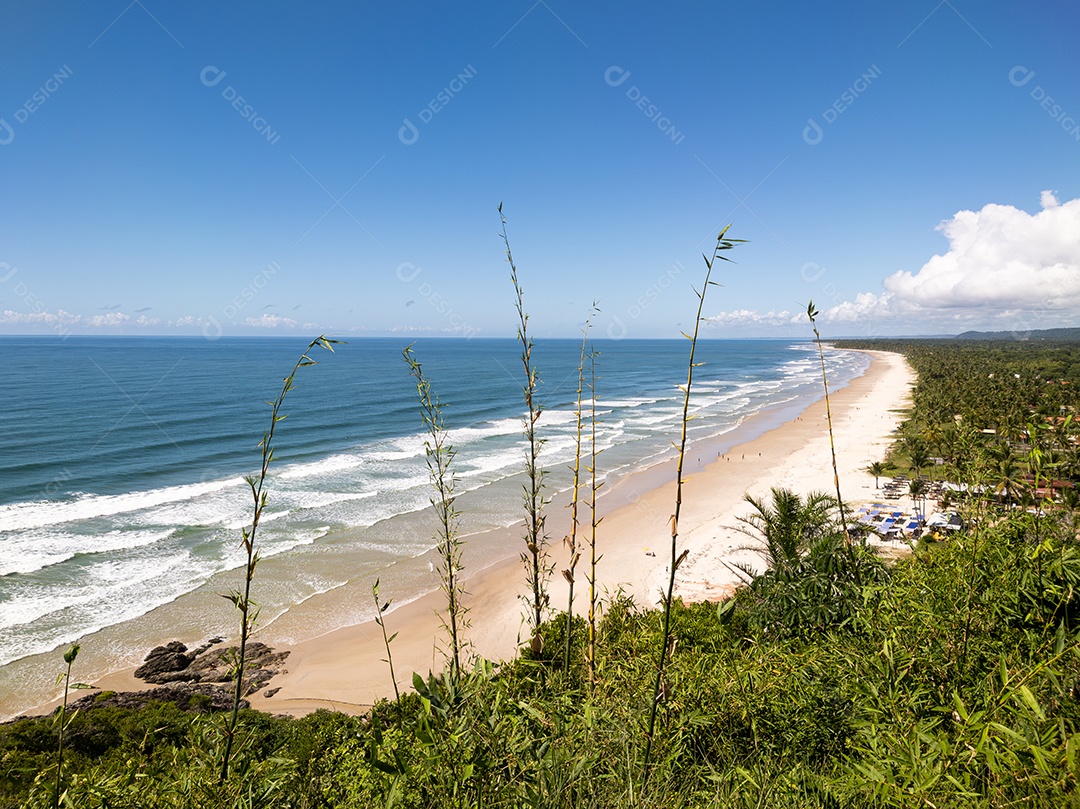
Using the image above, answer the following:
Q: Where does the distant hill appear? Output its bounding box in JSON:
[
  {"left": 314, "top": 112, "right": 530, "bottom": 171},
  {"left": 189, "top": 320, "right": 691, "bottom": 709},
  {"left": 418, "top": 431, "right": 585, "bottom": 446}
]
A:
[{"left": 956, "top": 327, "right": 1080, "bottom": 342}]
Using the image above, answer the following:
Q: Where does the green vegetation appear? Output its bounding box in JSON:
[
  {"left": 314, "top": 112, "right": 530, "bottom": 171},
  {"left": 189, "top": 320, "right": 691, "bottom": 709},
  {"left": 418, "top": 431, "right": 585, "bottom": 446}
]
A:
[
  {"left": 561, "top": 304, "right": 598, "bottom": 674},
  {"left": 586, "top": 345, "right": 603, "bottom": 690},
  {"left": 838, "top": 338, "right": 1080, "bottom": 499},
  {"left": 371, "top": 579, "right": 400, "bottom": 703},
  {"left": 807, "top": 302, "right": 852, "bottom": 548},
  {"left": 501, "top": 204, "right": 552, "bottom": 648},
  {"left": 220, "top": 336, "right": 337, "bottom": 780},
  {"left": 405, "top": 345, "right": 469, "bottom": 686},
  {"left": 7, "top": 289, "right": 1080, "bottom": 806},
  {"left": 6, "top": 507, "right": 1079, "bottom": 806},
  {"left": 644, "top": 226, "right": 743, "bottom": 786}
]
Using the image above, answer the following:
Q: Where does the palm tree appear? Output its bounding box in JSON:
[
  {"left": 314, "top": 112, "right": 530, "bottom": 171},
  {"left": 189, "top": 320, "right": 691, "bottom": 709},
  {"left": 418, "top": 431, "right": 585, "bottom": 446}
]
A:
[
  {"left": 908, "top": 441, "right": 931, "bottom": 482},
  {"left": 908, "top": 478, "right": 928, "bottom": 521},
  {"left": 868, "top": 461, "right": 889, "bottom": 489},
  {"left": 737, "top": 488, "right": 839, "bottom": 574},
  {"left": 988, "top": 442, "right": 1023, "bottom": 509}
]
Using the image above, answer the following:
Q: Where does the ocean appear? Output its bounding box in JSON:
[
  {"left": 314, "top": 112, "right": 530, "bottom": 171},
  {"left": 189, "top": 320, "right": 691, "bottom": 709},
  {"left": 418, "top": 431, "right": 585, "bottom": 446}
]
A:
[{"left": 0, "top": 336, "right": 866, "bottom": 716}]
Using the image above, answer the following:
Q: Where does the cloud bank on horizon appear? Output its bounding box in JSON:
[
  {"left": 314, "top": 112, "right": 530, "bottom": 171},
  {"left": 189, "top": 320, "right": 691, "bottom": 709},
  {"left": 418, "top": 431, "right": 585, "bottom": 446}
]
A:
[
  {"left": 2, "top": 4, "right": 1077, "bottom": 340},
  {"left": 3, "top": 189, "right": 1075, "bottom": 340},
  {"left": 706, "top": 191, "right": 1080, "bottom": 337}
]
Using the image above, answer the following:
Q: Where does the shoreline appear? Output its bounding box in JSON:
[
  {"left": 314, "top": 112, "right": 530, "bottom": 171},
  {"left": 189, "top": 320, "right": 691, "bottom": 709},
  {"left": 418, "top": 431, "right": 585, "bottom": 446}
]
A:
[{"left": 13, "top": 348, "right": 914, "bottom": 720}]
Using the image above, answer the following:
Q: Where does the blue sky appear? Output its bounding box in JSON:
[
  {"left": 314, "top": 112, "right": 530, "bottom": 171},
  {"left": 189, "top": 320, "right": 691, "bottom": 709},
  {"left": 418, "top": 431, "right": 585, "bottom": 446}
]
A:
[{"left": 1, "top": 1, "right": 1078, "bottom": 339}]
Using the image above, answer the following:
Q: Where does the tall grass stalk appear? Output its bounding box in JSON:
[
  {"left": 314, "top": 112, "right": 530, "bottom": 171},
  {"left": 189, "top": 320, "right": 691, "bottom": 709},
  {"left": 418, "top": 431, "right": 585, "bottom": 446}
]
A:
[
  {"left": 586, "top": 346, "right": 604, "bottom": 690},
  {"left": 642, "top": 226, "right": 743, "bottom": 787},
  {"left": 499, "top": 204, "right": 551, "bottom": 646},
  {"left": 960, "top": 441, "right": 991, "bottom": 672},
  {"left": 806, "top": 303, "right": 858, "bottom": 582},
  {"left": 563, "top": 304, "right": 598, "bottom": 672},
  {"left": 220, "top": 335, "right": 337, "bottom": 781},
  {"left": 372, "top": 578, "right": 401, "bottom": 702},
  {"left": 404, "top": 344, "right": 468, "bottom": 686},
  {"left": 52, "top": 643, "right": 86, "bottom": 809}
]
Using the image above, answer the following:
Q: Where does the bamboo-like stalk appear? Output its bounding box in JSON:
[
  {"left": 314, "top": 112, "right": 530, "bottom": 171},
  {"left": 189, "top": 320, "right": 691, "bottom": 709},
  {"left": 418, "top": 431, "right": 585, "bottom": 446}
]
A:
[
  {"left": 220, "top": 336, "right": 337, "bottom": 781},
  {"left": 404, "top": 345, "right": 468, "bottom": 686},
  {"left": 52, "top": 643, "right": 81, "bottom": 809},
  {"left": 586, "top": 346, "right": 604, "bottom": 690},
  {"left": 499, "top": 204, "right": 551, "bottom": 645},
  {"left": 563, "top": 304, "right": 598, "bottom": 672},
  {"left": 806, "top": 304, "right": 859, "bottom": 583},
  {"left": 372, "top": 578, "right": 401, "bottom": 702},
  {"left": 642, "top": 226, "right": 743, "bottom": 787},
  {"left": 807, "top": 302, "right": 864, "bottom": 591}
]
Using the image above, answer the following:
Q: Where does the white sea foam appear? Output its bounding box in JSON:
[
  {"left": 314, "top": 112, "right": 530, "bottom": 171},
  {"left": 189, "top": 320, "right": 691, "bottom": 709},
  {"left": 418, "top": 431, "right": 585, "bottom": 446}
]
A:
[
  {"left": 0, "top": 478, "right": 245, "bottom": 532},
  {"left": 595, "top": 396, "right": 662, "bottom": 408},
  {"left": 0, "top": 528, "right": 175, "bottom": 577},
  {"left": 0, "top": 551, "right": 196, "bottom": 631},
  {"left": 283, "top": 490, "right": 379, "bottom": 510},
  {"left": 447, "top": 417, "right": 523, "bottom": 444},
  {"left": 222, "top": 509, "right": 291, "bottom": 531},
  {"left": 277, "top": 453, "right": 366, "bottom": 480}
]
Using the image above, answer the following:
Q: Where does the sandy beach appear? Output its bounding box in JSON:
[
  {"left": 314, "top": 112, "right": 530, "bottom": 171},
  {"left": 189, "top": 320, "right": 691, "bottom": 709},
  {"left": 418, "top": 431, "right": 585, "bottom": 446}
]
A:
[{"left": 29, "top": 348, "right": 914, "bottom": 719}]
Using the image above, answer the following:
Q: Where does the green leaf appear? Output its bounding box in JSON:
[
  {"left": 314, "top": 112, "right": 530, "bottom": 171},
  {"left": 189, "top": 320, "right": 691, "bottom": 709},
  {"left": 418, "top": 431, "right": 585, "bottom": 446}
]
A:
[
  {"left": 1016, "top": 685, "right": 1046, "bottom": 720},
  {"left": 372, "top": 757, "right": 399, "bottom": 775}
]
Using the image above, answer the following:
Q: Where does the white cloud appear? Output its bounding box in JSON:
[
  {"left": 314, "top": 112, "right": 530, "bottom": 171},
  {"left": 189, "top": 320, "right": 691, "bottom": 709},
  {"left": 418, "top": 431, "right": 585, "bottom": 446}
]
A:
[
  {"left": 704, "top": 308, "right": 797, "bottom": 327},
  {"left": 243, "top": 314, "right": 299, "bottom": 329},
  {"left": 879, "top": 191, "right": 1080, "bottom": 311},
  {"left": 0, "top": 309, "right": 69, "bottom": 326},
  {"left": 0, "top": 309, "right": 157, "bottom": 329},
  {"left": 705, "top": 192, "right": 1080, "bottom": 334},
  {"left": 85, "top": 312, "right": 131, "bottom": 327},
  {"left": 819, "top": 292, "right": 894, "bottom": 322}
]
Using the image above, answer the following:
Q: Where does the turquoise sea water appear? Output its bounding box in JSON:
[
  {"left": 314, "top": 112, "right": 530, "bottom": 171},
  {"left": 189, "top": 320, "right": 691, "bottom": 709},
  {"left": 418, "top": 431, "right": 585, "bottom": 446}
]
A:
[{"left": 0, "top": 336, "right": 867, "bottom": 687}]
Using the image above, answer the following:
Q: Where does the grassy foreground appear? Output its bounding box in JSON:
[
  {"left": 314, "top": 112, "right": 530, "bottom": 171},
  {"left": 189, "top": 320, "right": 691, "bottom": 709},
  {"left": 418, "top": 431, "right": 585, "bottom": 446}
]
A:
[
  {"left": 3, "top": 518, "right": 1079, "bottom": 807},
  {"left": 5, "top": 339, "right": 1080, "bottom": 808}
]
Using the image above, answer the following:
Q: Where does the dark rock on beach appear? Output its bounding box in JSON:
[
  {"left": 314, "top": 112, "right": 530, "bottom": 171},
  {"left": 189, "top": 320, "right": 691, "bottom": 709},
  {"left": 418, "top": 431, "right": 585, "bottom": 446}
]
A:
[
  {"left": 134, "top": 638, "right": 288, "bottom": 696},
  {"left": 133, "top": 640, "right": 194, "bottom": 682},
  {"left": 70, "top": 682, "right": 244, "bottom": 713},
  {"left": 45, "top": 637, "right": 291, "bottom": 716}
]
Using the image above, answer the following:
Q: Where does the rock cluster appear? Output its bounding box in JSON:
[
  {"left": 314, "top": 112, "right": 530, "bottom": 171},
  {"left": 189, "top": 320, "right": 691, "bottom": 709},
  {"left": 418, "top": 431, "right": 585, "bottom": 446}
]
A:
[
  {"left": 71, "top": 682, "right": 241, "bottom": 713},
  {"left": 65, "top": 638, "right": 289, "bottom": 715},
  {"left": 134, "top": 638, "right": 289, "bottom": 696}
]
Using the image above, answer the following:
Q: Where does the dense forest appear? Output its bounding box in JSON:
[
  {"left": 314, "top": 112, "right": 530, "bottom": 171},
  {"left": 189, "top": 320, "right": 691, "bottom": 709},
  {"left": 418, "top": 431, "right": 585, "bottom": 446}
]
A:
[
  {"left": 955, "top": 327, "right": 1080, "bottom": 342},
  {"left": 4, "top": 339, "right": 1080, "bottom": 808}
]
